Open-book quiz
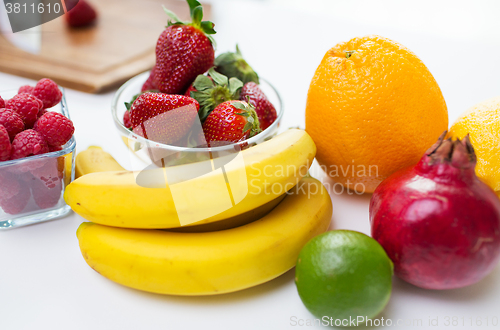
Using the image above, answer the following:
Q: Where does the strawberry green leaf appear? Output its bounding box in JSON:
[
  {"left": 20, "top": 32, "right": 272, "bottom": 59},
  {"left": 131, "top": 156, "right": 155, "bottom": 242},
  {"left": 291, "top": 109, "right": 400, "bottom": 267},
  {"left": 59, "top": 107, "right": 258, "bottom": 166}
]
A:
[
  {"left": 232, "top": 101, "right": 248, "bottom": 111},
  {"left": 214, "top": 46, "right": 259, "bottom": 84},
  {"left": 208, "top": 68, "right": 229, "bottom": 86},
  {"left": 187, "top": 0, "right": 202, "bottom": 17},
  {"left": 200, "top": 21, "right": 216, "bottom": 34},
  {"left": 243, "top": 121, "right": 252, "bottom": 133},
  {"left": 193, "top": 75, "right": 214, "bottom": 91},
  {"left": 247, "top": 107, "right": 262, "bottom": 137},
  {"left": 228, "top": 77, "right": 243, "bottom": 97},
  {"left": 163, "top": 5, "right": 182, "bottom": 23},
  {"left": 192, "top": 6, "right": 203, "bottom": 27}
]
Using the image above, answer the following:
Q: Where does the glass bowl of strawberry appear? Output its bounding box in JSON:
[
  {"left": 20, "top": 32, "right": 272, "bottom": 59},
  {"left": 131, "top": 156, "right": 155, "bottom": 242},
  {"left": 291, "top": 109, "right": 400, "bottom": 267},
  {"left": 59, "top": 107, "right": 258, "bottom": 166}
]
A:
[
  {"left": 111, "top": 71, "right": 283, "bottom": 167},
  {"left": 0, "top": 79, "right": 76, "bottom": 230}
]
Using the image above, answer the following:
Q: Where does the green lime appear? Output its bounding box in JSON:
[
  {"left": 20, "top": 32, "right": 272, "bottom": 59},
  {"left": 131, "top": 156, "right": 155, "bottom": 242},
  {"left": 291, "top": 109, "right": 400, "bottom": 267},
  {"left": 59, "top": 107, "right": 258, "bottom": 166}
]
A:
[{"left": 295, "top": 230, "right": 393, "bottom": 322}]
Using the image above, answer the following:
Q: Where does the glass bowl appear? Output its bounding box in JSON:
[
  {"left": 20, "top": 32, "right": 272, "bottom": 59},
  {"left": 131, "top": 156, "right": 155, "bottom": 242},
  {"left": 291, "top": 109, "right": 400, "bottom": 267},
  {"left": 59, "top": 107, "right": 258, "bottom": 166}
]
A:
[
  {"left": 111, "top": 71, "right": 283, "bottom": 168},
  {"left": 0, "top": 89, "right": 76, "bottom": 230}
]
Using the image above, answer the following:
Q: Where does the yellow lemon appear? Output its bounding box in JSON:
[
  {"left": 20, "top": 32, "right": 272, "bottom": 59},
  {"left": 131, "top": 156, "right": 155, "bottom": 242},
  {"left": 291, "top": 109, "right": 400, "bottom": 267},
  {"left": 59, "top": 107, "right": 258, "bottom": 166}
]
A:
[{"left": 448, "top": 96, "right": 500, "bottom": 195}]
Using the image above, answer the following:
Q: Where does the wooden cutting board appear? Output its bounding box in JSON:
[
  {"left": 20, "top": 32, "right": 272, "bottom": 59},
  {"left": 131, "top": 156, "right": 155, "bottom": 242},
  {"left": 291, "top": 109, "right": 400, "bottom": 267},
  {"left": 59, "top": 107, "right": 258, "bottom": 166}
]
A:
[{"left": 0, "top": 0, "right": 211, "bottom": 93}]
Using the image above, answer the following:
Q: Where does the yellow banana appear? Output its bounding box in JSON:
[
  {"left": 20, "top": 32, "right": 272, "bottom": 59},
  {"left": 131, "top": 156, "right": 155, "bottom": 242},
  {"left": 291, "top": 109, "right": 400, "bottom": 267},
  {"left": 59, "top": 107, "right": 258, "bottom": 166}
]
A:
[
  {"left": 65, "top": 129, "right": 316, "bottom": 229},
  {"left": 75, "top": 146, "right": 125, "bottom": 178},
  {"left": 171, "top": 193, "right": 285, "bottom": 232},
  {"left": 76, "top": 177, "right": 332, "bottom": 295},
  {"left": 72, "top": 145, "right": 286, "bottom": 232}
]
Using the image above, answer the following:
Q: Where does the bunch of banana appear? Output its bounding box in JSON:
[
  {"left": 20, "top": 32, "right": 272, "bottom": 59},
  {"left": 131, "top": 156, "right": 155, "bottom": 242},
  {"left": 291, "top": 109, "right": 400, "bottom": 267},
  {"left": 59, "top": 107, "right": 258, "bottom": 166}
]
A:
[
  {"left": 71, "top": 129, "right": 333, "bottom": 295},
  {"left": 77, "top": 176, "right": 332, "bottom": 295},
  {"left": 65, "top": 129, "right": 316, "bottom": 229}
]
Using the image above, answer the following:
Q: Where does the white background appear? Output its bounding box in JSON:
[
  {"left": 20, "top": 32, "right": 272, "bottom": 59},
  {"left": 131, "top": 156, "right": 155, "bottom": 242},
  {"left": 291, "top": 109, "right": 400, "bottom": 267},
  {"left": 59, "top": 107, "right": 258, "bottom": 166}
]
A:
[{"left": 1, "top": 0, "right": 500, "bottom": 329}]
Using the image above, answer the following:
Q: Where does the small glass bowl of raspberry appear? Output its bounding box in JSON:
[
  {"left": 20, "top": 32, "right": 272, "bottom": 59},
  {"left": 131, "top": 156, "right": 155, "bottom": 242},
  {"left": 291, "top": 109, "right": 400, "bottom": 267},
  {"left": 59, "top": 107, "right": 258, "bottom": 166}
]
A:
[
  {"left": 111, "top": 71, "right": 283, "bottom": 168},
  {"left": 0, "top": 88, "right": 76, "bottom": 230}
]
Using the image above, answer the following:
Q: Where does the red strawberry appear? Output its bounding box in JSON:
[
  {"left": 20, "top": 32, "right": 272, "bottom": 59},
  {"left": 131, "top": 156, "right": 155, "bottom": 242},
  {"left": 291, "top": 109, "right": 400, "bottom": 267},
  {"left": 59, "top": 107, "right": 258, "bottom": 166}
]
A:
[
  {"left": 154, "top": 0, "right": 215, "bottom": 94},
  {"left": 0, "top": 125, "right": 11, "bottom": 161},
  {"left": 240, "top": 82, "right": 277, "bottom": 130},
  {"left": 186, "top": 69, "right": 243, "bottom": 121},
  {"left": 32, "top": 78, "right": 62, "bottom": 109},
  {"left": 0, "top": 96, "right": 4, "bottom": 108},
  {"left": 141, "top": 66, "right": 159, "bottom": 92},
  {"left": 0, "top": 109, "right": 25, "bottom": 141},
  {"left": 123, "top": 110, "right": 132, "bottom": 129},
  {"left": 5, "top": 93, "right": 42, "bottom": 128},
  {"left": 202, "top": 100, "right": 261, "bottom": 147},
  {"left": 65, "top": 0, "right": 98, "bottom": 28},
  {"left": 130, "top": 93, "right": 199, "bottom": 145}
]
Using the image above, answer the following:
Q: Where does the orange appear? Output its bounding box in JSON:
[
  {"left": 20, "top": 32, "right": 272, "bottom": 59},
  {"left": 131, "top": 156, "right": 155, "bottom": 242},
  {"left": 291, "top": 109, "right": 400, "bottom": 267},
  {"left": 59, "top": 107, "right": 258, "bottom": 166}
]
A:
[{"left": 305, "top": 35, "right": 448, "bottom": 193}]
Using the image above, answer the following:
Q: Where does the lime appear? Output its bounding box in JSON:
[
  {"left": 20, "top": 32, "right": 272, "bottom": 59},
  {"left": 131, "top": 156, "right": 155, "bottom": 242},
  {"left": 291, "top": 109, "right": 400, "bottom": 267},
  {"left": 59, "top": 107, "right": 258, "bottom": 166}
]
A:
[{"left": 295, "top": 230, "right": 393, "bottom": 322}]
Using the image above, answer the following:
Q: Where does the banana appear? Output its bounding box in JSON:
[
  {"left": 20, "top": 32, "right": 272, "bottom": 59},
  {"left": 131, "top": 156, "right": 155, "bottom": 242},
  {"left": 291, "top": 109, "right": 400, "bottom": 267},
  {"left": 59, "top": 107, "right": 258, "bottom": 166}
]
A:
[
  {"left": 75, "top": 146, "right": 125, "bottom": 178},
  {"left": 72, "top": 145, "right": 285, "bottom": 232},
  {"left": 170, "top": 193, "right": 285, "bottom": 232},
  {"left": 76, "top": 176, "right": 332, "bottom": 295},
  {"left": 65, "top": 129, "right": 316, "bottom": 229}
]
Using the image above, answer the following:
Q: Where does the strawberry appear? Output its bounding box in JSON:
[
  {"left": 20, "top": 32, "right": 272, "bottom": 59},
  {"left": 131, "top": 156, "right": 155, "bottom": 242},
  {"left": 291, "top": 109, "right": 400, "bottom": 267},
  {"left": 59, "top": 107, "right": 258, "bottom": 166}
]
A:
[
  {"left": 202, "top": 100, "right": 261, "bottom": 147},
  {"left": 214, "top": 45, "right": 260, "bottom": 84},
  {"left": 154, "top": 0, "right": 216, "bottom": 94},
  {"left": 130, "top": 93, "right": 199, "bottom": 145},
  {"left": 65, "top": 0, "right": 98, "bottom": 28},
  {"left": 123, "top": 110, "right": 132, "bottom": 129},
  {"left": 141, "top": 66, "right": 159, "bottom": 93},
  {"left": 240, "top": 82, "right": 277, "bottom": 130},
  {"left": 188, "top": 68, "right": 243, "bottom": 121}
]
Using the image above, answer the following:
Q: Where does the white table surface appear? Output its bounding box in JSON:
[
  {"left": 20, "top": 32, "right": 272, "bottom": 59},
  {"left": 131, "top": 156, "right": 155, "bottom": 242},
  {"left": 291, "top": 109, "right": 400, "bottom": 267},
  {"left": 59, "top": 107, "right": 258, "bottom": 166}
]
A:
[{"left": 1, "top": 1, "right": 500, "bottom": 329}]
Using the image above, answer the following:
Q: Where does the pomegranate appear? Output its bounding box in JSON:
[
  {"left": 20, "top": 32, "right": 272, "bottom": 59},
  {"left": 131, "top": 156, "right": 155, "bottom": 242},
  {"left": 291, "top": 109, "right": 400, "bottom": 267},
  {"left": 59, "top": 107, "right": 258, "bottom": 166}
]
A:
[{"left": 370, "top": 133, "right": 500, "bottom": 290}]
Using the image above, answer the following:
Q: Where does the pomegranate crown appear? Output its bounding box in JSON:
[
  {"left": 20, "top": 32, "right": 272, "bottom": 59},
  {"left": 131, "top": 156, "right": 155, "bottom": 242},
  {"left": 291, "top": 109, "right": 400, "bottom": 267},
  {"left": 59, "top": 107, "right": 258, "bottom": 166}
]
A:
[{"left": 425, "top": 131, "right": 477, "bottom": 169}]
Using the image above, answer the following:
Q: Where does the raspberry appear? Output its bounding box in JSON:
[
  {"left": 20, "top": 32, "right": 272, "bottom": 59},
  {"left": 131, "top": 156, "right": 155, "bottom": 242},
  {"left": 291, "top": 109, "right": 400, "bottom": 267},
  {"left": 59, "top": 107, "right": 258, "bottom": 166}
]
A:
[
  {"left": 31, "top": 176, "right": 62, "bottom": 209},
  {"left": 32, "top": 79, "right": 62, "bottom": 109},
  {"left": 0, "top": 125, "right": 11, "bottom": 161},
  {"left": 0, "top": 96, "right": 4, "bottom": 108},
  {"left": 18, "top": 85, "right": 34, "bottom": 94},
  {"left": 34, "top": 112, "right": 74, "bottom": 147},
  {"left": 5, "top": 93, "right": 43, "bottom": 128},
  {"left": 49, "top": 145, "right": 63, "bottom": 152},
  {"left": 0, "top": 170, "right": 21, "bottom": 199},
  {"left": 0, "top": 109, "right": 25, "bottom": 141},
  {"left": 123, "top": 110, "right": 132, "bottom": 129},
  {"left": 0, "top": 180, "right": 31, "bottom": 214},
  {"left": 10, "top": 129, "right": 49, "bottom": 160},
  {"left": 31, "top": 157, "right": 63, "bottom": 189}
]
